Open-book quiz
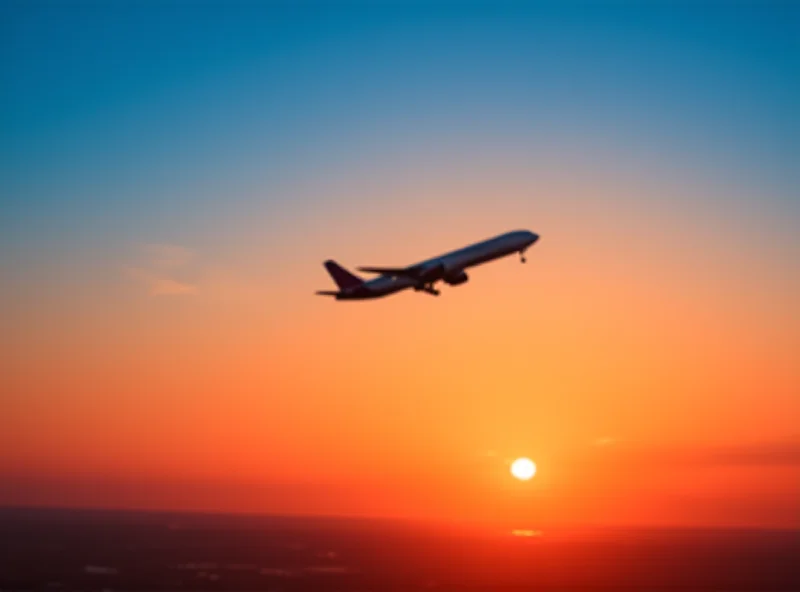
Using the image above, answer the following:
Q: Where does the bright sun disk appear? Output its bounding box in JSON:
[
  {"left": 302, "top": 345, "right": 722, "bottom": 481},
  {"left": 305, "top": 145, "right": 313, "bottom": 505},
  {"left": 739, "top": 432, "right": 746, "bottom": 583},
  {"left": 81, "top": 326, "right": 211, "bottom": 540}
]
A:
[{"left": 510, "top": 457, "right": 536, "bottom": 480}]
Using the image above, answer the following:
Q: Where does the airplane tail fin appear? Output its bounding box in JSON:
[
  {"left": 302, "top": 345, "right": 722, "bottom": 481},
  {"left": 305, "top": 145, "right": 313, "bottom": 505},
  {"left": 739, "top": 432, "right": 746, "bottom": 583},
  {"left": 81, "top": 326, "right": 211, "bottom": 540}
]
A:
[{"left": 323, "top": 260, "right": 363, "bottom": 290}]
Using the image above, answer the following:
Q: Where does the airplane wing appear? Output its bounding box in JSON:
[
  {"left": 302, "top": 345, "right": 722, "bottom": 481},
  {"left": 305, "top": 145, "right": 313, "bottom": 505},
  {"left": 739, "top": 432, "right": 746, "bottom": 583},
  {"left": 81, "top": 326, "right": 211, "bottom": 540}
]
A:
[
  {"left": 359, "top": 263, "right": 447, "bottom": 285},
  {"left": 356, "top": 266, "right": 421, "bottom": 277}
]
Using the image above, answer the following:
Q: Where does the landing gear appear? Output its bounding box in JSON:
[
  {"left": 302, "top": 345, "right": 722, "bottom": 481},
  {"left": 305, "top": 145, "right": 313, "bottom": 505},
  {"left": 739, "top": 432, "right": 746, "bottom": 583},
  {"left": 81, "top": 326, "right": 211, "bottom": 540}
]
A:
[
  {"left": 520, "top": 250, "right": 527, "bottom": 263},
  {"left": 414, "top": 283, "right": 440, "bottom": 296}
]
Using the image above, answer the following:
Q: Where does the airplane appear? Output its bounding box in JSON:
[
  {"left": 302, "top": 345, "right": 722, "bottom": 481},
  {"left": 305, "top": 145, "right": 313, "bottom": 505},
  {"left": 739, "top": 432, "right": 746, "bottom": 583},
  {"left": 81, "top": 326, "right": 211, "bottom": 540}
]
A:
[{"left": 316, "top": 229, "right": 539, "bottom": 300}]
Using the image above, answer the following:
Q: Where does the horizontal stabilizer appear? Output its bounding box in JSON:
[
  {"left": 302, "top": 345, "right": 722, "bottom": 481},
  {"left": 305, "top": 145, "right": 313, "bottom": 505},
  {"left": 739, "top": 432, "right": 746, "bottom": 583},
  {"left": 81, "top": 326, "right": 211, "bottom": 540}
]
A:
[{"left": 315, "top": 290, "right": 339, "bottom": 297}]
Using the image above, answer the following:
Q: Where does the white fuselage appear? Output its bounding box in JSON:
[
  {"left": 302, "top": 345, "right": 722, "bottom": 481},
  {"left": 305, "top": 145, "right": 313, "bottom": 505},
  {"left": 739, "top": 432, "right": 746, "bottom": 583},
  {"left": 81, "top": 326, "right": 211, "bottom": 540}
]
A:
[{"left": 340, "top": 230, "right": 538, "bottom": 300}]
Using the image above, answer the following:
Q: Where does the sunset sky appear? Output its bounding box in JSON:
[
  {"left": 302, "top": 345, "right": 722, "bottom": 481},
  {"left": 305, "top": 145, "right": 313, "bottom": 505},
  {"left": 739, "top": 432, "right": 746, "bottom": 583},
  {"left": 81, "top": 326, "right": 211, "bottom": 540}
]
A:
[{"left": 2, "top": 1, "right": 798, "bottom": 529}]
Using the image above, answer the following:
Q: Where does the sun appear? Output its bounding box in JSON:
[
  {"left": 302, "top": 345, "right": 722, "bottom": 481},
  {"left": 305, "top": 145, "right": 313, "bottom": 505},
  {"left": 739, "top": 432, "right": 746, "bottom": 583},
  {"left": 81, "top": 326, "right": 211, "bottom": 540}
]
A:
[{"left": 510, "top": 457, "right": 537, "bottom": 481}]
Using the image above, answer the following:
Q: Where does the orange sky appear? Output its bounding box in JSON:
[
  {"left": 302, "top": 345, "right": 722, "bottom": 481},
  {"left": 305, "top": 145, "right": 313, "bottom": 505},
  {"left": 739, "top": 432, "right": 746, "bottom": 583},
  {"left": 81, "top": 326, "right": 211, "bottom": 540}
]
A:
[{"left": 2, "top": 164, "right": 798, "bottom": 528}]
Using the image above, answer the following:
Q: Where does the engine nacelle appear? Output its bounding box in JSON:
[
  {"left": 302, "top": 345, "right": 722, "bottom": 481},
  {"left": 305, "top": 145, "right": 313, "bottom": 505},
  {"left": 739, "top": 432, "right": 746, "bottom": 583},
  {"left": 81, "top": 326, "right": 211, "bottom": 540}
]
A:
[
  {"left": 443, "top": 270, "right": 469, "bottom": 286},
  {"left": 418, "top": 262, "right": 446, "bottom": 283}
]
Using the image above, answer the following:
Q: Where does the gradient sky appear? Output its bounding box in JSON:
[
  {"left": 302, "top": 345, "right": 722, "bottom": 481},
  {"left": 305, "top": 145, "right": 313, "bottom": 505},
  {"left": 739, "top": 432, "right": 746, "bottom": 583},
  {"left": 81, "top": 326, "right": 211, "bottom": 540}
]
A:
[{"left": 1, "top": 1, "right": 798, "bottom": 528}]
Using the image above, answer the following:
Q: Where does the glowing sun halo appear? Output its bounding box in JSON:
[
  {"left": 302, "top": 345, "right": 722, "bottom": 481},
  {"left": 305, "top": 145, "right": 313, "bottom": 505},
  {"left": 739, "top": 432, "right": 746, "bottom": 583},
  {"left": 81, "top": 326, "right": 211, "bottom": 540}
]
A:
[{"left": 510, "top": 457, "right": 537, "bottom": 481}]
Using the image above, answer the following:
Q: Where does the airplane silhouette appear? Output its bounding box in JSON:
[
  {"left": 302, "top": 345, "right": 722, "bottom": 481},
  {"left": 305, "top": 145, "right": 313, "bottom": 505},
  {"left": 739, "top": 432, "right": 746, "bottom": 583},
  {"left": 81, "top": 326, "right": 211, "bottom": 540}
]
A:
[{"left": 316, "top": 229, "right": 539, "bottom": 300}]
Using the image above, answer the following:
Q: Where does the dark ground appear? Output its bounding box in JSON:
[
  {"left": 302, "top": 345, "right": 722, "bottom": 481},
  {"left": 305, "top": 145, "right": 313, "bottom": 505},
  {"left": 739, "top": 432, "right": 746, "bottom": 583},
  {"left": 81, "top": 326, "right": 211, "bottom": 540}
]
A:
[{"left": 1, "top": 507, "right": 798, "bottom": 591}]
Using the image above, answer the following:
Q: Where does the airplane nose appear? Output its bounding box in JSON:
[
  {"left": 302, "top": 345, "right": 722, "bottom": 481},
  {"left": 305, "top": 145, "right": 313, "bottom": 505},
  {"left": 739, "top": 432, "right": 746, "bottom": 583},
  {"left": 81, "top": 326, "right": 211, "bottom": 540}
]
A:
[{"left": 528, "top": 232, "right": 539, "bottom": 245}]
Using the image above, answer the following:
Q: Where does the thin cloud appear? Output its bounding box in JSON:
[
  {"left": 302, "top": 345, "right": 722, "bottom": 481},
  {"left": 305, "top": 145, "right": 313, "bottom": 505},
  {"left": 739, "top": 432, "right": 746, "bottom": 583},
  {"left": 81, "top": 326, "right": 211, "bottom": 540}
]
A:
[
  {"left": 126, "top": 243, "right": 198, "bottom": 296},
  {"left": 140, "top": 243, "right": 194, "bottom": 269},
  {"left": 149, "top": 277, "right": 198, "bottom": 296},
  {"left": 685, "top": 440, "right": 800, "bottom": 468},
  {"left": 590, "top": 438, "right": 800, "bottom": 470}
]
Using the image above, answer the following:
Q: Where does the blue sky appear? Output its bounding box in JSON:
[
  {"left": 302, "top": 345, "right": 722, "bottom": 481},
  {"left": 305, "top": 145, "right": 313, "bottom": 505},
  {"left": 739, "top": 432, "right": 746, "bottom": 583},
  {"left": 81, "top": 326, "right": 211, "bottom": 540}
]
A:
[{"left": 2, "top": 1, "right": 797, "bottom": 254}]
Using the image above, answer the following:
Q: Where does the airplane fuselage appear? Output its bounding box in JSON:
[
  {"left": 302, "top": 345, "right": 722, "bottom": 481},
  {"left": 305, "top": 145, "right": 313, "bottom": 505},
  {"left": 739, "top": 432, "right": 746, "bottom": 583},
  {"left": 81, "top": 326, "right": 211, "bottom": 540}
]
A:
[{"left": 329, "top": 230, "right": 538, "bottom": 300}]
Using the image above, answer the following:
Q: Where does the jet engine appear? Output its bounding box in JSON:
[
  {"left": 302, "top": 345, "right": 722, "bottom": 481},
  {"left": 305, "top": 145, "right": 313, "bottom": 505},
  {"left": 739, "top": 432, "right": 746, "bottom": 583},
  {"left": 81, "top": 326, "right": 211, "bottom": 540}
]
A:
[
  {"left": 443, "top": 270, "right": 469, "bottom": 286},
  {"left": 418, "top": 262, "right": 445, "bottom": 283}
]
